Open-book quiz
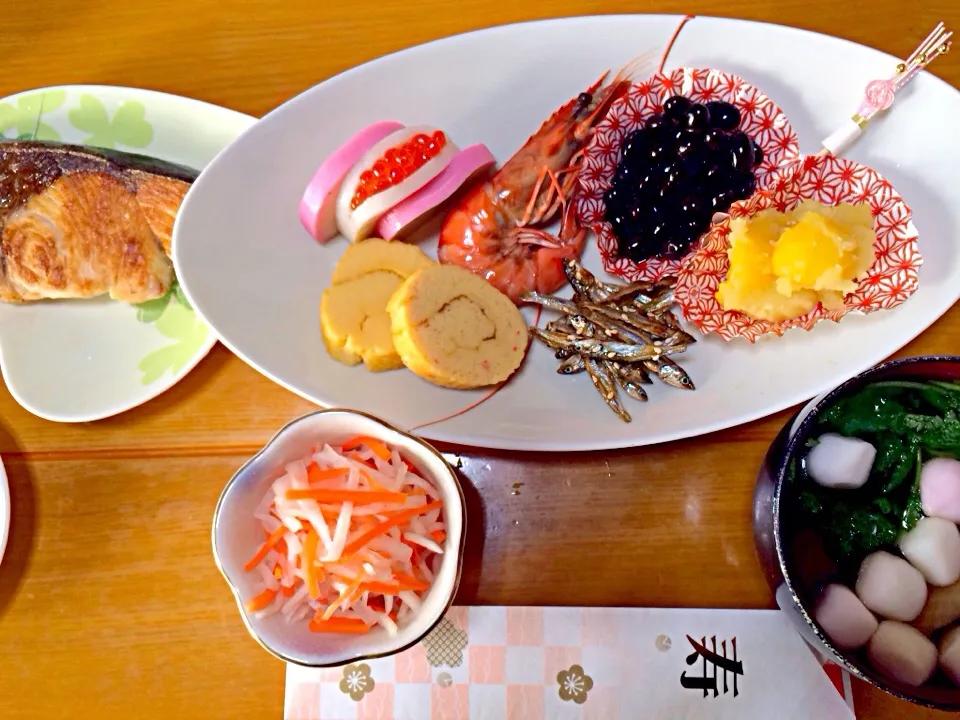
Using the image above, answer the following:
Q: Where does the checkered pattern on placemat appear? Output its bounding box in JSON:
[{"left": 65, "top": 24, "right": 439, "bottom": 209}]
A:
[{"left": 285, "top": 607, "right": 855, "bottom": 720}]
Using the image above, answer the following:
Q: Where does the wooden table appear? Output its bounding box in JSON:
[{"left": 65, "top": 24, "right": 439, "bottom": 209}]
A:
[{"left": 0, "top": 2, "right": 957, "bottom": 718}]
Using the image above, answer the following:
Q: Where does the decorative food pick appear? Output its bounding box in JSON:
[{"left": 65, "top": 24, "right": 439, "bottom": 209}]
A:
[
  {"left": 521, "top": 259, "right": 695, "bottom": 423},
  {"left": 821, "top": 22, "right": 952, "bottom": 156}
]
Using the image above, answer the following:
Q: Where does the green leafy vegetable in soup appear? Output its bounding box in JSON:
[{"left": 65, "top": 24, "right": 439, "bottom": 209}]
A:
[{"left": 797, "top": 379, "right": 960, "bottom": 563}]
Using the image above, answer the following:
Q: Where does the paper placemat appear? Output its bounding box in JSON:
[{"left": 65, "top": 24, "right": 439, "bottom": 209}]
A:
[{"left": 285, "top": 607, "right": 855, "bottom": 719}]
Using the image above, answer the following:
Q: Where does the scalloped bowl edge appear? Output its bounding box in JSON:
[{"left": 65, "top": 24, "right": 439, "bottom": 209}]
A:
[{"left": 211, "top": 408, "right": 466, "bottom": 668}]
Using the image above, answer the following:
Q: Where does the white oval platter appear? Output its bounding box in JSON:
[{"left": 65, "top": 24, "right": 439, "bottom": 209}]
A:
[{"left": 173, "top": 15, "right": 960, "bottom": 452}]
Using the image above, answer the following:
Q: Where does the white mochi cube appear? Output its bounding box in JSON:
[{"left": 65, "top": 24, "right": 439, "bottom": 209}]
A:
[
  {"left": 920, "top": 458, "right": 960, "bottom": 523},
  {"left": 856, "top": 551, "right": 928, "bottom": 622},
  {"left": 805, "top": 433, "right": 876, "bottom": 489},
  {"left": 814, "top": 583, "right": 879, "bottom": 649},
  {"left": 940, "top": 626, "right": 960, "bottom": 686},
  {"left": 868, "top": 621, "right": 937, "bottom": 687},
  {"left": 899, "top": 517, "right": 960, "bottom": 586}
]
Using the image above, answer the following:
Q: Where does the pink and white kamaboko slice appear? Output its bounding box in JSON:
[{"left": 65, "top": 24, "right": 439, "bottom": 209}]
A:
[
  {"left": 299, "top": 121, "right": 405, "bottom": 243},
  {"left": 336, "top": 126, "right": 459, "bottom": 243},
  {"left": 376, "top": 143, "right": 496, "bottom": 240}
]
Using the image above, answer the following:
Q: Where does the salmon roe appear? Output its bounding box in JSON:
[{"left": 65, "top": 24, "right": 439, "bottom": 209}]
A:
[{"left": 350, "top": 131, "right": 447, "bottom": 210}]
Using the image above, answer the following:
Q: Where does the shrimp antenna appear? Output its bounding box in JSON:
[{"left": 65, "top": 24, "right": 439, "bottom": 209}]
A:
[{"left": 614, "top": 48, "right": 661, "bottom": 85}]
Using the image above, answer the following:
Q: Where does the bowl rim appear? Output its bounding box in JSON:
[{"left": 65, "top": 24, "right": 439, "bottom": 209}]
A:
[
  {"left": 211, "top": 406, "right": 467, "bottom": 669},
  {"left": 772, "top": 354, "right": 960, "bottom": 709}
]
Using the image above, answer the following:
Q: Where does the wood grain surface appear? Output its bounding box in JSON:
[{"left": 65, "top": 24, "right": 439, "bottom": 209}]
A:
[{"left": 0, "top": 3, "right": 958, "bottom": 718}]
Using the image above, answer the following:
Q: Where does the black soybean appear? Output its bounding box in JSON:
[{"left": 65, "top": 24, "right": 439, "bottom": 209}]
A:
[
  {"left": 728, "top": 132, "right": 755, "bottom": 172},
  {"left": 730, "top": 173, "right": 757, "bottom": 201},
  {"left": 705, "top": 101, "right": 741, "bottom": 131},
  {"left": 710, "top": 189, "right": 736, "bottom": 213},
  {"left": 702, "top": 128, "right": 723, "bottom": 151},
  {"left": 645, "top": 113, "right": 668, "bottom": 131},
  {"left": 605, "top": 95, "right": 760, "bottom": 264},
  {"left": 663, "top": 95, "right": 693, "bottom": 121},
  {"left": 682, "top": 103, "right": 710, "bottom": 131}
]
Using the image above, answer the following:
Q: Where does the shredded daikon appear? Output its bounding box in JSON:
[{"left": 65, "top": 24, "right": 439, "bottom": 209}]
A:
[{"left": 240, "top": 435, "right": 446, "bottom": 636}]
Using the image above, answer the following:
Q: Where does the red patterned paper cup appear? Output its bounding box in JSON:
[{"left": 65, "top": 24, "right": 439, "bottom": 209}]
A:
[
  {"left": 576, "top": 67, "right": 801, "bottom": 283},
  {"left": 674, "top": 154, "right": 921, "bottom": 343}
]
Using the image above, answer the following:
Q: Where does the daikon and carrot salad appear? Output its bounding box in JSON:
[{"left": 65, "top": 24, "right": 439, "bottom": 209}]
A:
[{"left": 242, "top": 435, "right": 446, "bottom": 636}]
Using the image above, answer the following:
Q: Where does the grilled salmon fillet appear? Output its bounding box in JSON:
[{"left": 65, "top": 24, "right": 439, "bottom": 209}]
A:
[{"left": 0, "top": 141, "right": 197, "bottom": 304}]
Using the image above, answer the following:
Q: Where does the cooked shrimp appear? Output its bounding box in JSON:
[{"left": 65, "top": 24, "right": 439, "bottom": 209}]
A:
[{"left": 437, "top": 52, "right": 657, "bottom": 304}]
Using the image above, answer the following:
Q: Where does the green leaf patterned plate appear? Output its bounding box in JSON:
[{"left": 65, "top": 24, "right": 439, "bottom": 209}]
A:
[{"left": 0, "top": 85, "right": 256, "bottom": 422}]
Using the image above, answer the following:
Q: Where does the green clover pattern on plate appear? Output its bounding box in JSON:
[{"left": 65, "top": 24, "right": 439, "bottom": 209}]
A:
[
  {"left": 68, "top": 94, "right": 153, "bottom": 149},
  {"left": 3, "top": 89, "right": 210, "bottom": 386},
  {"left": 0, "top": 90, "right": 66, "bottom": 141},
  {"left": 133, "top": 284, "right": 210, "bottom": 386}
]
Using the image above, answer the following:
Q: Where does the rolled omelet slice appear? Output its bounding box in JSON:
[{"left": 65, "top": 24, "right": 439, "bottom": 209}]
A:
[
  {"left": 321, "top": 238, "right": 435, "bottom": 371},
  {"left": 387, "top": 265, "right": 528, "bottom": 388}
]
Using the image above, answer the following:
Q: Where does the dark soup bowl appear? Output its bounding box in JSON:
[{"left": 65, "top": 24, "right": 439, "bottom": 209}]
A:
[{"left": 755, "top": 355, "right": 960, "bottom": 710}]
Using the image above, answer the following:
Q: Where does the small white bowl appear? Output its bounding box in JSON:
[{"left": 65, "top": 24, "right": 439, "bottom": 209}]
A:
[{"left": 212, "top": 408, "right": 465, "bottom": 667}]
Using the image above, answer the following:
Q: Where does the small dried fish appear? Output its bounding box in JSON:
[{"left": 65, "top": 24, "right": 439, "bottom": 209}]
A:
[
  {"left": 643, "top": 356, "right": 696, "bottom": 390},
  {"left": 618, "top": 377, "right": 649, "bottom": 402},
  {"left": 582, "top": 301, "right": 672, "bottom": 338},
  {"left": 520, "top": 291, "right": 578, "bottom": 314},
  {"left": 527, "top": 259, "right": 697, "bottom": 422},
  {"left": 529, "top": 327, "right": 673, "bottom": 362},
  {"left": 562, "top": 258, "right": 601, "bottom": 298},
  {"left": 585, "top": 357, "right": 632, "bottom": 422},
  {"left": 608, "top": 361, "right": 648, "bottom": 402},
  {"left": 557, "top": 354, "right": 586, "bottom": 374},
  {"left": 599, "top": 279, "right": 660, "bottom": 305},
  {"left": 546, "top": 314, "right": 576, "bottom": 333},
  {"left": 615, "top": 362, "right": 653, "bottom": 385},
  {"left": 635, "top": 286, "right": 676, "bottom": 314}
]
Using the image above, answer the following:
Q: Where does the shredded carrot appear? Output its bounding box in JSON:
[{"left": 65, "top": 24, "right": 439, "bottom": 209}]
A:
[
  {"left": 342, "top": 436, "right": 392, "bottom": 462},
  {"left": 342, "top": 500, "right": 443, "bottom": 556},
  {"left": 285, "top": 488, "right": 406, "bottom": 504},
  {"left": 394, "top": 572, "right": 430, "bottom": 591},
  {"left": 322, "top": 574, "right": 366, "bottom": 620},
  {"left": 359, "top": 468, "right": 388, "bottom": 493},
  {"left": 245, "top": 437, "right": 445, "bottom": 635},
  {"left": 302, "top": 528, "right": 320, "bottom": 599},
  {"left": 307, "top": 464, "right": 349, "bottom": 484},
  {"left": 308, "top": 615, "right": 371, "bottom": 634},
  {"left": 347, "top": 451, "right": 377, "bottom": 467},
  {"left": 244, "top": 588, "right": 278, "bottom": 613},
  {"left": 243, "top": 525, "right": 287, "bottom": 572}
]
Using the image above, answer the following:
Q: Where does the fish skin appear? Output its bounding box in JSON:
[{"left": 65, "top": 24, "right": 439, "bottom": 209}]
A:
[{"left": 0, "top": 140, "right": 198, "bottom": 303}]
